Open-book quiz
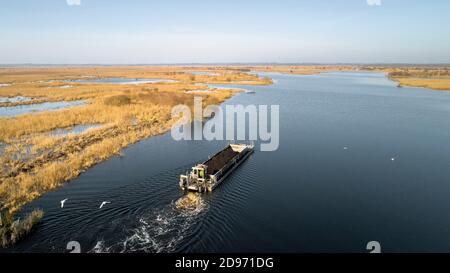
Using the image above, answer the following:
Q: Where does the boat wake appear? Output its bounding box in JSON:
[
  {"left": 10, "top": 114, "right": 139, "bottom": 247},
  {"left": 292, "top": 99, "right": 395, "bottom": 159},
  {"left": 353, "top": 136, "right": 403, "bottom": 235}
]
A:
[{"left": 90, "top": 196, "right": 207, "bottom": 253}]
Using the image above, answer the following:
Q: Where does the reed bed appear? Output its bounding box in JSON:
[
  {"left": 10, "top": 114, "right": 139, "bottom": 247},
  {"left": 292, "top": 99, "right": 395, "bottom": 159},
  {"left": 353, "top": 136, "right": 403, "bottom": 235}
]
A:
[{"left": 0, "top": 66, "right": 259, "bottom": 216}]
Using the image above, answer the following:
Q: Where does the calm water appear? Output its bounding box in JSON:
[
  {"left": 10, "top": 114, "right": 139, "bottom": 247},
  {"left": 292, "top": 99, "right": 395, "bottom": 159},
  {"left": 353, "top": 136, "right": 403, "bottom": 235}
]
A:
[
  {"left": 49, "top": 124, "right": 103, "bottom": 137},
  {"left": 68, "top": 77, "right": 176, "bottom": 85},
  {"left": 190, "top": 72, "right": 219, "bottom": 76},
  {"left": 0, "top": 100, "right": 85, "bottom": 117},
  {"left": 0, "top": 96, "right": 33, "bottom": 103},
  {"left": 5, "top": 72, "right": 450, "bottom": 253}
]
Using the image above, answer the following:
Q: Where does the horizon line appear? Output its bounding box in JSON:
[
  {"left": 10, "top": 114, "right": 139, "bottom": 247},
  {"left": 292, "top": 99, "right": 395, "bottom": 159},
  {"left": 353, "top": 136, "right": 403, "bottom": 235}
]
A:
[{"left": 1, "top": 62, "right": 450, "bottom": 67}]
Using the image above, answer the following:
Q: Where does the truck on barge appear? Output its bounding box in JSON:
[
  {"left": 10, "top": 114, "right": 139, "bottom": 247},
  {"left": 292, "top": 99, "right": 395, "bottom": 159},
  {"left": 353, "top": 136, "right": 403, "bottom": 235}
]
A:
[{"left": 179, "top": 144, "right": 254, "bottom": 193}]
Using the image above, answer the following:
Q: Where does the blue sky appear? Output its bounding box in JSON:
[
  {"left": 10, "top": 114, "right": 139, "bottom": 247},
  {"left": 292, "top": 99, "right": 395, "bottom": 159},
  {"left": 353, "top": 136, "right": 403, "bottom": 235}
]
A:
[{"left": 1, "top": 0, "right": 449, "bottom": 64}]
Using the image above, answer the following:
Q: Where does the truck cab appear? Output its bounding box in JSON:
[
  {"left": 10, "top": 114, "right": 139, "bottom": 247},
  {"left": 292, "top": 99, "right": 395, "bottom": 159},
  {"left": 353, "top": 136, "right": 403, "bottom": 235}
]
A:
[{"left": 180, "top": 164, "right": 210, "bottom": 192}]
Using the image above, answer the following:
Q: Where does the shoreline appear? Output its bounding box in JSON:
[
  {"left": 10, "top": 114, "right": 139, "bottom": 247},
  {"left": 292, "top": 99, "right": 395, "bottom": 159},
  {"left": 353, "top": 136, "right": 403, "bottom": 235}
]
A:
[
  {"left": 0, "top": 66, "right": 274, "bottom": 247},
  {"left": 0, "top": 67, "right": 272, "bottom": 215},
  {"left": 0, "top": 65, "right": 449, "bottom": 247}
]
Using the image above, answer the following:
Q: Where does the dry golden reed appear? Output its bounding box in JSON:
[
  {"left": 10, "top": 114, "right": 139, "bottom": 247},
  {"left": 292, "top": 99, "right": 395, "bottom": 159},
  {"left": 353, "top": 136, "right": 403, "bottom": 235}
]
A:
[{"left": 0, "top": 66, "right": 269, "bottom": 215}]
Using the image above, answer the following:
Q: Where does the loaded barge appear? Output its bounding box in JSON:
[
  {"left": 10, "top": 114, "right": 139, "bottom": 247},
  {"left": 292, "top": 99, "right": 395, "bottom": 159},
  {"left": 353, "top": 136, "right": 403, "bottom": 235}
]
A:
[{"left": 180, "top": 144, "right": 254, "bottom": 192}]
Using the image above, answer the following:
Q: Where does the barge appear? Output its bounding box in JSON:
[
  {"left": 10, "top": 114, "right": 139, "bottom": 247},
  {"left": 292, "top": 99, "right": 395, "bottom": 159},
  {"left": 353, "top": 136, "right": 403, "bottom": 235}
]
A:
[{"left": 180, "top": 144, "right": 254, "bottom": 192}]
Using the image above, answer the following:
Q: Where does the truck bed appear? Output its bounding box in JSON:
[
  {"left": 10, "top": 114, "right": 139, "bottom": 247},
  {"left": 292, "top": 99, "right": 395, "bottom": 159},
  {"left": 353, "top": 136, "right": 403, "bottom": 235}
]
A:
[{"left": 204, "top": 146, "right": 239, "bottom": 175}]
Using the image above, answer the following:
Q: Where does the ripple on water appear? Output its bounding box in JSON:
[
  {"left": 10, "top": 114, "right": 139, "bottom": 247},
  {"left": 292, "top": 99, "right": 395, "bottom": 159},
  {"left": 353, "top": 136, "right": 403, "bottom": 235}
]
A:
[
  {"left": 192, "top": 157, "right": 258, "bottom": 252},
  {"left": 90, "top": 200, "right": 208, "bottom": 253}
]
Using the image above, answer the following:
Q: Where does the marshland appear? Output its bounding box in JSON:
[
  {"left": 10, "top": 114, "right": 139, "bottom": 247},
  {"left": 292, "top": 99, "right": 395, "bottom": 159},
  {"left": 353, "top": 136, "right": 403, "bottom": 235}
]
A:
[
  {"left": 1, "top": 65, "right": 450, "bottom": 249},
  {"left": 0, "top": 66, "right": 272, "bottom": 246}
]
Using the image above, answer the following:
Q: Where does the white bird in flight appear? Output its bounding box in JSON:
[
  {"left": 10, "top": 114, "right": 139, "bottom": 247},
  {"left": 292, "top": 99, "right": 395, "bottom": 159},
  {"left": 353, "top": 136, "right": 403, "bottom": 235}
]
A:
[
  {"left": 99, "top": 201, "right": 111, "bottom": 209},
  {"left": 60, "top": 199, "right": 68, "bottom": 208}
]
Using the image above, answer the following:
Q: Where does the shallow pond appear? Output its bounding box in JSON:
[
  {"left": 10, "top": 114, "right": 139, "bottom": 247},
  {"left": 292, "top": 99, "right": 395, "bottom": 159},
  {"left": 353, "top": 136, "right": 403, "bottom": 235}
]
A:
[
  {"left": 190, "top": 72, "right": 219, "bottom": 76},
  {"left": 67, "top": 78, "right": 177, "bottom": 85},
  {"left": 0, "top": 100, "right": 85, "bottom": 117},
  {"left": 0, "top": 96, "right": 33, "bottom": 103},
  {"left": 7, "top": 72, "right": 450, "bottom": 253},
  {"left": 49, "top": 124, "right": 103, "bottom": 137}
]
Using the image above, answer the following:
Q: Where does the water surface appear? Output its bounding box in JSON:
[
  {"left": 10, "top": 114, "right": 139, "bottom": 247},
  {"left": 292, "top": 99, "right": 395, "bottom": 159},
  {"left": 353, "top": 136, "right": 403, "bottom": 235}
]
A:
[
  {"left": 0, "top": 96, "right": 33, "bottom": 103},
  {"left": 0, "top": 100, "right": 85, "bottom": 117},
  {"left": 49, "top": 124, "right": 103, "bottom": 137}
]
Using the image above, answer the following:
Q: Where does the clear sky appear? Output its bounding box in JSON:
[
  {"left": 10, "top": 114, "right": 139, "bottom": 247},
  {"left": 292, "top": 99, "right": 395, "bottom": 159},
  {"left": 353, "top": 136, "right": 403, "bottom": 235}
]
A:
[{"left": 1, "top": 0, "right": 449, "bottom": 64}]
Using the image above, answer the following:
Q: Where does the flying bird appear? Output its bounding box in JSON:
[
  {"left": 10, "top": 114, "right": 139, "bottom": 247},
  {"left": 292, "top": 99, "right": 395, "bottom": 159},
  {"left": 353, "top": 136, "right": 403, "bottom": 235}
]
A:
[
  {"left": 99, "top": 201, "right": 111, "bottom": 209},
  {"left": 60, "top": 199, "right": 68, "bottom": 208}
]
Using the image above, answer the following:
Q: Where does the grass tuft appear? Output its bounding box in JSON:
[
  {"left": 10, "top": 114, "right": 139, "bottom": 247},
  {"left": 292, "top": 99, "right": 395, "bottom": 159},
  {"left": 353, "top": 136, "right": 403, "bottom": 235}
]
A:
[{"left": 0, "top": 209, "right": 44, "bottom": 248}]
